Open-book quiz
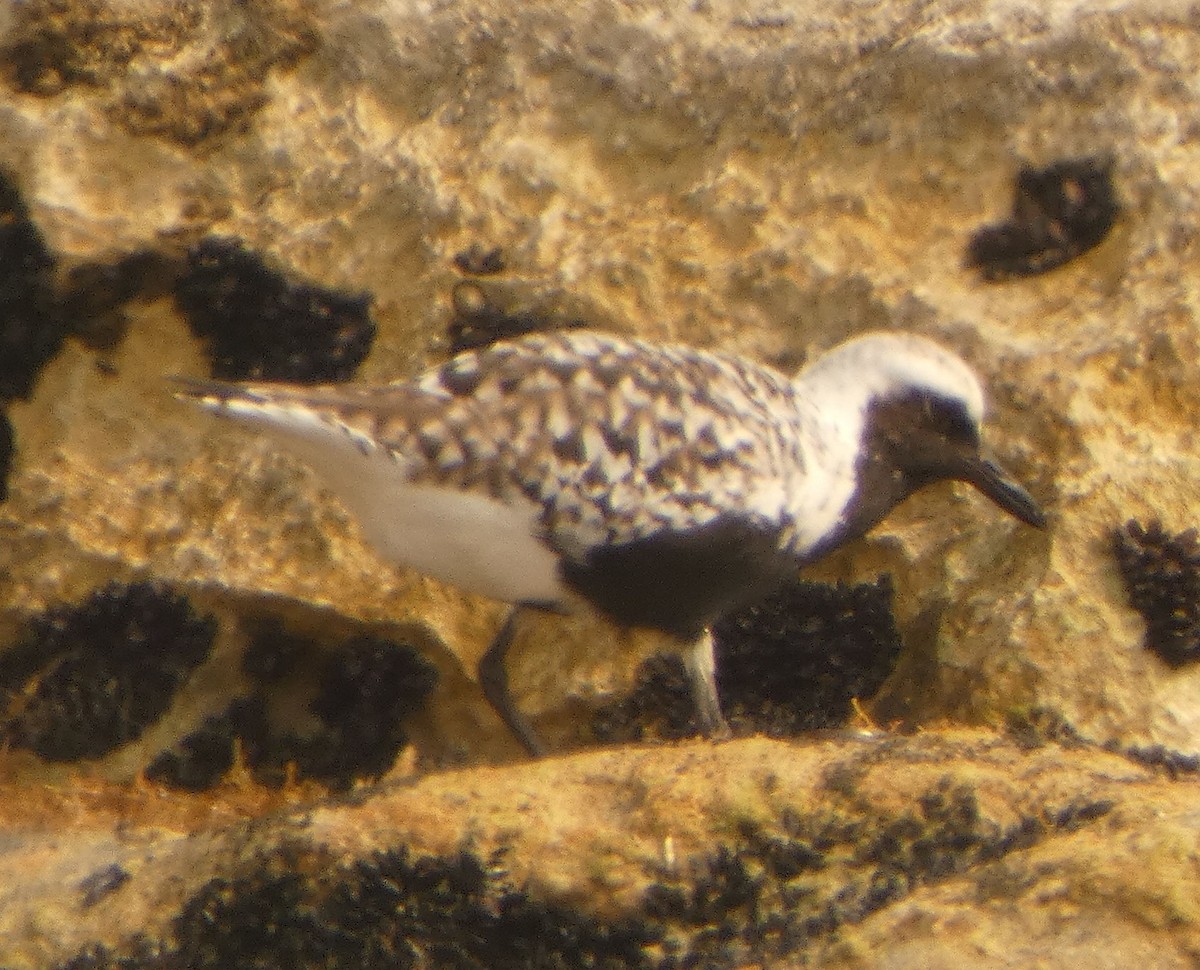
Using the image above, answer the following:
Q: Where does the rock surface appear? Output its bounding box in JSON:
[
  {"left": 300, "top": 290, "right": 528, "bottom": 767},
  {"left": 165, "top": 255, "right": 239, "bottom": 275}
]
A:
[
  {"left": 2, "top": 731, "right": 1198, "bottom": 969},
  {"left": 1, "top": 0, "right": 1199, "bottom": 963}
]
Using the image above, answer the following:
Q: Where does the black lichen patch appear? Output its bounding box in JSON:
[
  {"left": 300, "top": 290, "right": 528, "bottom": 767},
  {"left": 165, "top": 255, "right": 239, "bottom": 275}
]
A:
[
  {"left": 453, "top": 243, "right": 507, "bottom": 276},
  {"left": 646, "top": 783, "right": 1111, "bottom": 967},
  {"left": 592, "top": 654, "right": 703, "bottom": 744},
  {"left": 1113, "top": 519, "right": 1200, "bottom": 667},
  {"left": 0, "top": 0, "right": 194, "bottom": 95},
  {"left": 58, "top": 249, "right": 180, "bottom": 352},
  {"left": 167, "top": 848, "right": 657, "bottom": 970},
  {"left": 0, "top": 410, "right": 13, "bottom": 502},
  {"left": 148, "top": 629, "right": 437, "bottom": 791},
  {"left": 80, "top": 864, "right": 132, "bottom": 908},
  {"left": 966, "top": 155, "right": 1118, "bottom": 281},
  {"left": 714, "top": 577, "right": 900, "bottom": 736},
  {"left": 144, "top": 710, "right": 239, "bottom": 791},
  {"left": 0, "top": 582, "right": 216, "bottom": 761},
  {"left": 1110, "top": 742, "right": 1200, "bottom": 781},
  {"left": 0, "top": 169, "right": 64, "bottom": 400},
  {"left": 447, "top": 280, "right": 583, "bottom": 355},
  {"left": 53, "top": 782, "right": 1114, "bottom": 970},
  {"left": 593, "top": 579, "right": 901, "bottom": 744},
  {"left": 174, "top": 237, "right": 375, "bottom": 382}
]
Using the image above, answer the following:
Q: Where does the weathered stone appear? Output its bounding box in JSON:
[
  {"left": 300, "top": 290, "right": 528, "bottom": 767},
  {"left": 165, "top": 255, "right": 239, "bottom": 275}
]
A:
[
  {"left": 0, "top": 2, "right": 1198, "bottom": 961},
  {"left": 0, "top": 733, "right": 1196, "bottom": 969},
  {"left": 3, "top": 0, "right": 1200, "bottom": 962}
]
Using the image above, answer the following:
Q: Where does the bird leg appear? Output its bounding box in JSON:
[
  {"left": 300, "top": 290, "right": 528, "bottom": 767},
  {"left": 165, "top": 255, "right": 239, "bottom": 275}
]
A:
[
  {"left": 478, "top": 605, "right": 547, "bottom": 757},
  {"left": 681, "top": 629, "right": 732, "bottom": 740}
]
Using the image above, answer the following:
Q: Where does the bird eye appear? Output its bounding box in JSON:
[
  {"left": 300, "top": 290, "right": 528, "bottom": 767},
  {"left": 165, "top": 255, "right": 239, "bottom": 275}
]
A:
[{"left": 925, "top": 395, "right": 979, "bottom": 447}]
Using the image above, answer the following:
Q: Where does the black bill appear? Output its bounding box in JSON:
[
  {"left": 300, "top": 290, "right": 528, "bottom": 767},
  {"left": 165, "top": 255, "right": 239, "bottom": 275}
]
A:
[{"left": 964, "top": 457, "right": 1046, "bottom": 528}]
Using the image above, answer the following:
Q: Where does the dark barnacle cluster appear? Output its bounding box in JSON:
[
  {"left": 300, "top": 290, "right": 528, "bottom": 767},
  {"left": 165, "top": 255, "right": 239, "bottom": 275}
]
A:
[
  {"left": 1113, "top": 519, "right": 1200, "bottom": 667},
  {"left": 0, "top": 582, "right": 216, "bottom": 761},
  {"left": 593, "top": 578, "right": 900, "bottom": 744},
  {"left": 646, "top": 781, "right": 1112, "bottom": 968},
  {"left": 592, "top": 653, "right": 704, "bottom": 744},
  {"left": 713, "top": 577, "right": 900, "bottom": 736},
  {"left": 51, "top": 781, "right": 1115, "bottom": 969},
  {"left": 166, "top": 847, "right": 654, "bottom": 970},
  {"left": 144, "top": 709, "right": 241, "bottom": 791},
  {"left": 147, "top": 628, "right": 437, "bottom": 791},
  {"left": 966, "top": 155, "right": 1118, "bottom": 281},
  {"left": 0, "top": 168, "right": 62, "bottom": 502},
  {"left": 0, "top": 168, "right": 62, "bottom": 400},
  {"left": 174, "top": 237, "right": 375, "bottom": 382},
  {"left": 305, "top": 635, "right": 440, "bottom": 782}
]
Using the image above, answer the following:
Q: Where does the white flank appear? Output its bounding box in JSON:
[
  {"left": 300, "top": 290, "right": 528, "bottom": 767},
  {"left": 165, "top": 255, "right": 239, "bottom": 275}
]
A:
[{"left": 191, "top": 394, "right": 565, "bottom": 605}]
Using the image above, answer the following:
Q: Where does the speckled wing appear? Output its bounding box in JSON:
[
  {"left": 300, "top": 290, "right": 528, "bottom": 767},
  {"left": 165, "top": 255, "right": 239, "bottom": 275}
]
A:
[
  {"left": 391, "top": 330, "right": 808, "bottom": 556},
  {"left": 176, "top": 331, "right": 809, "bottom": 560}
]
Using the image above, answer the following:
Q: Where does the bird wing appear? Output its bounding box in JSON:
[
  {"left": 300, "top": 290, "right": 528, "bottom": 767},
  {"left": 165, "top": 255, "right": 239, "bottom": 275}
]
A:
[{"left": 173, "top": 330, "right": 804, "bottom": 554}]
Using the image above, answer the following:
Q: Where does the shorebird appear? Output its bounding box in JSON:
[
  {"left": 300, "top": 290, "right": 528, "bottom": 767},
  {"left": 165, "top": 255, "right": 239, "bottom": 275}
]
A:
[{"left": 174, "top": 329, "right": 1045, "bottom": 755}]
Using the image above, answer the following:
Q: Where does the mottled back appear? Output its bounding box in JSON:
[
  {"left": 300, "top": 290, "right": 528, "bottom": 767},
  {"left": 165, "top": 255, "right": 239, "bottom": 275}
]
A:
[{"left": 350, "top": 331, "right": 810, "bottom": 557}]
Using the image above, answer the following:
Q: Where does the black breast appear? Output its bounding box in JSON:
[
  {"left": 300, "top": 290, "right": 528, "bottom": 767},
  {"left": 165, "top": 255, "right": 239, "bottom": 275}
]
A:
[{"left": 557, "top": 516, "right": 797, "bottom": 641}]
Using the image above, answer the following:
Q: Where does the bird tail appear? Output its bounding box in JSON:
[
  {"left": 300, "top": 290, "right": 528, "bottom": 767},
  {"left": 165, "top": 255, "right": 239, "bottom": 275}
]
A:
[{"left": 168, "top": 375, "right": 388, "bottom": 463}]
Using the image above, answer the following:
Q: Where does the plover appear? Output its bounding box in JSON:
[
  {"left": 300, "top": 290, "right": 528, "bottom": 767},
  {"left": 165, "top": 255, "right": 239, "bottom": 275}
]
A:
[{"left": 173, "top": 329, "right": 1045, "bottom": 755}]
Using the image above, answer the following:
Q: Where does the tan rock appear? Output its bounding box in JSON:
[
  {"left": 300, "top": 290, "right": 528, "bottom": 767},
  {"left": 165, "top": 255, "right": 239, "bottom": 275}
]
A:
[{"left": 1, "top": 732, "right": 1198, "bottom": 968}]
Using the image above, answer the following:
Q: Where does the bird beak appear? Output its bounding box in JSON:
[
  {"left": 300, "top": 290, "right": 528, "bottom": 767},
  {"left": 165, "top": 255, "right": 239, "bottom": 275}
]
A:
[{"left": 962, "top": 456, "right": 1046, "bottom": 528}]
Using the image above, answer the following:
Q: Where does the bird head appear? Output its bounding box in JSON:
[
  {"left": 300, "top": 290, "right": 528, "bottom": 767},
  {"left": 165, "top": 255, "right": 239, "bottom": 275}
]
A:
[{"left": 797, "top": 332, "right": 1045, "bottom": 552}]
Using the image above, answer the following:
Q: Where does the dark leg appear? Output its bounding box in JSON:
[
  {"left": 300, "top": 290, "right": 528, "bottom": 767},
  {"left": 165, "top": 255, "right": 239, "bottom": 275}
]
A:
[
  {"left": 478, "top": 606, "right": 547, "bottom": 757},
  {"left": 681, "top": 629, "right": 731, "bottom": 740}
]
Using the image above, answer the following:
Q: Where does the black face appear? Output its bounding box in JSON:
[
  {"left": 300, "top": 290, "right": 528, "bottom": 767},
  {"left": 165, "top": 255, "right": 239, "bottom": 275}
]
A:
[{"left": 821, "top": 390, "right": 1045, "bottom": 555}]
